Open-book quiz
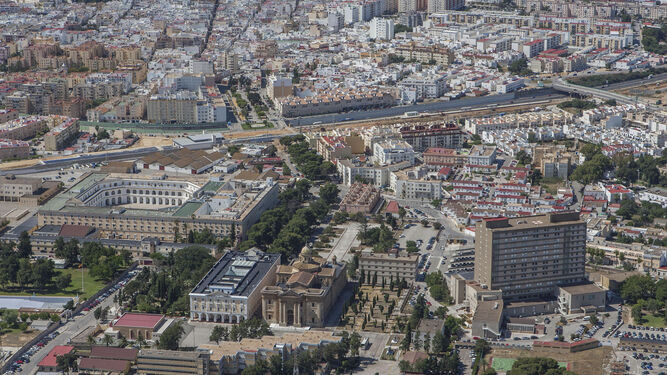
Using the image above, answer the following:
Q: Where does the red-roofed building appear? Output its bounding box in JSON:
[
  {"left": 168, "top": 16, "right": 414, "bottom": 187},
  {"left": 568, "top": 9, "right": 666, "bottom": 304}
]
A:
[
  {"left": 384, "top": 200, "right": 400, "bottom": 217},
  {"left": 89, "top": 346, "right": 138, "bottom": 361},
  {"left": 437, "top": 167, "right": 451, "bottom": 179},
  {"left": 38, "top": 345, "right": 74, "bottom": 372},
  {"left": 604, "top": 184, "right": 633, "bottom": 203},
  {"left": 113, "top": 313, "right": 165, "bottom": 340},
  {"left": 79, "top": 358, "right": 130, "bottom": 374}
]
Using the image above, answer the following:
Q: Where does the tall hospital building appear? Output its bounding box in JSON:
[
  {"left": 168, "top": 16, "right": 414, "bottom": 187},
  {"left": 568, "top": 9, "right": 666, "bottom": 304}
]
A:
[{"left": 474, "top": 212, "right": 587, "bottom": 301}]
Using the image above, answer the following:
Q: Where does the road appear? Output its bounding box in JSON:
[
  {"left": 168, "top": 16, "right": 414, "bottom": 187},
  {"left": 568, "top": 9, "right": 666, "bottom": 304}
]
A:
[
  {"left": 284, "top": 89, "right": 565, "bottom": 126},
  {"left": 15, "top": 291, "right": 120, "bottom": 375},
  {"left": 0, "top": 147, "right": 160, "bottom": 176},
  {"left": 553, "top": 77, "right": 661, "bottom": 111},
  {"left": 601, "top": 72, "right": 667, "bottom": 91}
]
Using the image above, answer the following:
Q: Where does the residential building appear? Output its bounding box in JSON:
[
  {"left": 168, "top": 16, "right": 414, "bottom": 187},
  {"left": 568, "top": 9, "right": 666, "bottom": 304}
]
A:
[
  {"left": 395, "top": 43, "right": 455, "bottom": 66},
  {"left": 0, "top": 139, "right": 29, "bottom": 160},
  {"left": 391, "top": 170, "right": 443, "bottom": 199},
  {"left": 423, "top": 148, "right": 466, "bottom": 167},
  {"left": 398, "top": 73, "right": 448, "bottom": 101},
  {"left": 370, "top": 18, "right": 395, "bottom": 40},
  {"left": 267, "top": 75, "right": 293, "bottom": 102},
  {"left": 474, "top": 212, "right": 587, "bottom": 301},
  {"left": 339, "top": 183, "right": 381, "bottom": 214},
  {"left": 399, "top": 122, "right": 464, "bottom": 152},
  {"left": 189, "top": 250, "right": 280, "bottom": 323},
  {"left": 44, "top": 116, "right": 79, "bottom": 151},
  {"left": 373, "top": 139, "right": 415, "bottom": 165},
  {"left": 261, "top": 247, "right": 347, "bottom": 327},
  {"left": 276, "top": 88, "right": 395, "bottom": 118},
  {"left": 427, "top": 0, "right": 465, "bottom": 12},
  {"left": 358, "top": 249, "right": 419, "bottom": 283},
  {"left": 0, "top": 116, "right": 49, "bottom": 140}
]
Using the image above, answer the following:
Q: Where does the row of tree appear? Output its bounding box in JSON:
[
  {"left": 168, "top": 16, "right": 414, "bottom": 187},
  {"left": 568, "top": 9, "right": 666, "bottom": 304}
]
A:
[
  {"left": 209, "top": 318, "right": 272, "bottom": 343},
  {"left": 54, "top": 239, "right": 132, "bottom": 281},
  {"left": 280, "top": 135, "right": 336, "bottom": 180},
  {"left": 241, "top": 331, "right": 362, "bottom": 375},
  {"left": 120, "top": 246, "right": 216, "bottom": 315},
  {"left": 240, "top": 179, "right": 335, "bottom": 261}
]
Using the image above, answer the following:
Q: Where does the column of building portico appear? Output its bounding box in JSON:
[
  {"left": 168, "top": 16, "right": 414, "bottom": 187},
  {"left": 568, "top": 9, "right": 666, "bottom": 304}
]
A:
[
  {"left": 281, "top": 302, "right": 286, "bottom": 325},
  {"left": 295, "top": 304, "right": 300, "bottom": 326}
]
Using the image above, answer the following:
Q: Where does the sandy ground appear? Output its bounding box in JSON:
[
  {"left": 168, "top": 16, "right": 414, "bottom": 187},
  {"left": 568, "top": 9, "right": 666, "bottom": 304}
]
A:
[
  {"left": 614, "top": 80, "right": 667, "bottom": 105},
  {"left": 134, "top": 136, "right": 173, "bottom": 148},
  {"left": 225, "top": 128, "right": 295, "bottom": 139}
]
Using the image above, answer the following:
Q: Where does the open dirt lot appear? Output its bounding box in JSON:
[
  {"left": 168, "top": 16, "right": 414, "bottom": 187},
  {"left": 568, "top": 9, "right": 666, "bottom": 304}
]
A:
[
  {"left": 614, "top": 80, "right": 667, "bottom": 105},
  {"left": 483, "top": 346, "right": 614, "bottom": 375}
]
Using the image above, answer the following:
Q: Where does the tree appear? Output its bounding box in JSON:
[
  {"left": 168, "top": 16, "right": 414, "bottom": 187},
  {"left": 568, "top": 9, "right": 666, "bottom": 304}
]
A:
[
  {"left": 621, "top": 274, "right": 656, "bottom": 304},
  {"left": 56, "top": 353, "right": 78, "bottom": 374},
  {"left": 56, "top": 273, "right": 72, "bottom": 290},
  {"left": 157, "top": 321, "right": 184, "bottom": 350},
  {"left": 423, "top": 332, "right": 431, "bottom": 353},
  {"left": 210, "top": 325, "right": 226, "bottom": 343},
  {"left": 17, "top": 231, "right": 32, "bottom": 258},
  {"left": 103, "top": 334, "right": 114, "bottom": 347},
  {"left": 319, "top": 183, "right": 340, "bottom": 204},
  {"left": 433, "top": 222, "right": 442, "bottom": 230},
  {"left": 16, "top": 259, "right": 34, "bottom": 289},
  {"left": 515, "top": 150, "right": 532, "bottom": 166},
  {"left": 32, "top": 259, "right": 56, "bottom": 289},
  {"left": 399, "top": 207, "right": 406, "bottom": 222},
  {"left": 94, "top": 307, "right": 103, "bottom": 320}
]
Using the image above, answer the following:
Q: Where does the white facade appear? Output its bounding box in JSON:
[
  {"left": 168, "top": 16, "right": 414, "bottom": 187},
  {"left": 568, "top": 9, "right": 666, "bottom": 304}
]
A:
[
  {"left": 398, "top": 74, "right": 448, "bottom": 101},
  {"left": 373, "top": 140, "right": 415, "bottom": 165},
  {"left": 370, "top": 18, "right": 395, "bottom": 40}
]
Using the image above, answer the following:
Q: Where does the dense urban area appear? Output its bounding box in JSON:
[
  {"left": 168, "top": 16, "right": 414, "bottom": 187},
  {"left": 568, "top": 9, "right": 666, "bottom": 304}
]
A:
[{"left": 0, "top": 0, "right": 665, "bottom": 374}]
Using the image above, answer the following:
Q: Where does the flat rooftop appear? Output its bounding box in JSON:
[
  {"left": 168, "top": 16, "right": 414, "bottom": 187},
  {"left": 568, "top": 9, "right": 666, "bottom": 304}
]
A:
[
  {"left": 200, "top": 331, "right": 342, "bottom": 361},
  {"left": 115, "top": 313, "right": 164, "bottom": 329},
  {"left": 190, "top": 250, "right": 280, "bottom": 297}
]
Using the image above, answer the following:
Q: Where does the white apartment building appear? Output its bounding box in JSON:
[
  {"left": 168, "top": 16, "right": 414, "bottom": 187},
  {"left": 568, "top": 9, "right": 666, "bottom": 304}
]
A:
[
  {"left": 391, "top": 170, "right": 443, "bottom": 200},
  {"left": 398, "top": 74, "right": 448, "bottom": 101},
  {"left": 267, "top": 75, "right": 293, "bottom": 102},
  {"left": 427, "top": 0, "right": 465, "bottom": 12},
  {"left": 373, "top": 139, "right": 415, "bottom": 165},
  {"left": 370, "top": 18, "right": 395, "bottom": 40}
]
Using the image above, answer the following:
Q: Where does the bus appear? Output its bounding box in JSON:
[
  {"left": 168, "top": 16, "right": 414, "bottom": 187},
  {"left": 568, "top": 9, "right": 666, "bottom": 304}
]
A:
[
  {"left": 404, "top": 111, "right": 419, "bottom": 118},
  {"left": 361, "top": 337, "right": 370, "bottom": 350}
]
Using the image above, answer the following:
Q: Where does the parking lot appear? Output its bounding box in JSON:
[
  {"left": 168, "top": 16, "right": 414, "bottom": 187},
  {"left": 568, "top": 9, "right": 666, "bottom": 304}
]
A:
[{"left": 7, "top": 270, "right": 137, "bottom": 375}]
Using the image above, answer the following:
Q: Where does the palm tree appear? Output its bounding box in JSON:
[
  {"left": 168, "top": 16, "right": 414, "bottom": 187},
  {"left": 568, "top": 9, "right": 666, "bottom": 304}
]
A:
[
  {"left": 103, "top": 334, "right": 113, "bottom": 347},
  {"left": 87, "top": 334, "right": 96, "bottom": 346}
]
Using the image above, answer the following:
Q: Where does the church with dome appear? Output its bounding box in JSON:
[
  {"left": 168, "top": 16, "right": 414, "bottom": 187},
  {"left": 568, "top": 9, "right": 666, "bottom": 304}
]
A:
[{"left": 260, "top": 245, "right": 347, "bottom": 327}]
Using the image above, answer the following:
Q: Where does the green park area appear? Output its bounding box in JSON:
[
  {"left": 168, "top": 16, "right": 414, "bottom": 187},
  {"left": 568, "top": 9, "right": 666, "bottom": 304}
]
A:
[
  {"left": 0, "top": 268, "right": 106, "bottom": 300},
  {"left": 492, "top": 358, "right": 568, "bottom": 372}
]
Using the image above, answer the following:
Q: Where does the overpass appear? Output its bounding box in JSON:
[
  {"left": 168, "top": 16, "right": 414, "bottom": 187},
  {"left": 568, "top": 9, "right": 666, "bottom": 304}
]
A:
[{"left": 552, "top": 78, "right": 660, "bottom": 112}]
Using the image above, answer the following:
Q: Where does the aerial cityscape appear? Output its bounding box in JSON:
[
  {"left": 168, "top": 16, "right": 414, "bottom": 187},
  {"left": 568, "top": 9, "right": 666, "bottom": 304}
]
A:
[{"left": 0, "top": 0, "right": 665, "bottom": 374}]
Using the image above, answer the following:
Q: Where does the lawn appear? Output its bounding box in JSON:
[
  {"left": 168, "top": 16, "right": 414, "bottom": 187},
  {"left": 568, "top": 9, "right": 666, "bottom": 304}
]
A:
[
  {"left": 241, "top": 122, "right": 275, "bottom": 130},
  {"left": 0, "top": 268, "right": 107, "bottom": 300},
  {"left": 639, "top": 313, "right": 667, "bottom": 328},
  {"left": 491, "top": 358, "right": 568, "bottom": 372}
]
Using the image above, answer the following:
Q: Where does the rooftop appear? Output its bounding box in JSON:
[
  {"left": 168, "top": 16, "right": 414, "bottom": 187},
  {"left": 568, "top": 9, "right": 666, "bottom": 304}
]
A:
[
  {"left": 38, "top": 345, "right": 74, "bottom": 368},
  {"left": 190, "top": 250, "right": 280, "bottom": 296},
  {"left": 114, "top": 313, "right": 164, "bottom": 329}
]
